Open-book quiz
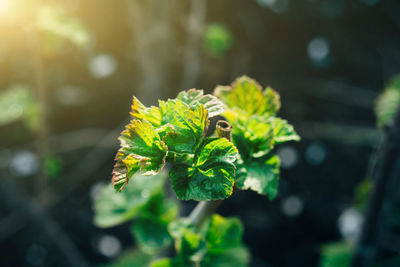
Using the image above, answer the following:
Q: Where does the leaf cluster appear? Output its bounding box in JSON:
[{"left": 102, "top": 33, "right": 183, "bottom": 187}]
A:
[
  {"left": 215, "top": 76, "right": 299, "bottom": 199},
  {"left": 112, "top": 89, "right": 237, "bottom": 201}
]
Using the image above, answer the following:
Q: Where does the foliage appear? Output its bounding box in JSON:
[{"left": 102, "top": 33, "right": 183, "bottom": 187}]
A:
[
  {"left": 0, "top": 84, "right": 40, "bottom": 131},
  {"left": 375, "top": 75, "right": 400, "bottom": 128},
  {"left": 94, "top": 76, "right": 299, "bottom": 266},
  {"left": 204, "top": 23, "right": 233, "bottom": 57},
  {"left": 215, "top": 76, "right": 299, "bottom": 199},
  {"left": 319, "top": 241, "right": 352, "bottom": 267}
]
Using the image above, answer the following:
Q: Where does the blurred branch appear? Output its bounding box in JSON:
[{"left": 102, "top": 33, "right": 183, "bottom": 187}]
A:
[
  {"left": 297, "top": 121, "right": 379, "bottom": 147},
  {"left": 353, "top": 108, "right": 400, "bottom": 266},
  {"left": 0, "top": 177, "right": 89, "bottom": 267},
  {"left": 290, "top": 79, "right": 377, "bottom": 109},
  {"left": 180, "top": 0, "right": 207, "bottom": 89}
]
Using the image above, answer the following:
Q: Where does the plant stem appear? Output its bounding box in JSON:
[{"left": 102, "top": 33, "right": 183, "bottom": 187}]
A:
[{"left": 188, "top": 120, "right": 232, "bottom": 229}]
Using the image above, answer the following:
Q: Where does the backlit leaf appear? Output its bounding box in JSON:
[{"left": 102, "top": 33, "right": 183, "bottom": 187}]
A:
[
  {"left": 158, "top": 99, "right": 209, "bottom": 154},
  {"left": 177, "top": 89, "right": 224, "bottom": 118},
  {"left": 130, "top": 96, "right": 162, "bottom": 127},
  {"left": 112, "top": 119, "right": 167, "bottom": 191},
  {"left": 375, "top": 75, "right": 400, "bottom": 128}
]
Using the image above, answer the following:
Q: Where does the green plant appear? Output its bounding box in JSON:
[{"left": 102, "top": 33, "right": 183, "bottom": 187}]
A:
[{"left": 94, "top": 76, "right": 299, "bottom": 266}]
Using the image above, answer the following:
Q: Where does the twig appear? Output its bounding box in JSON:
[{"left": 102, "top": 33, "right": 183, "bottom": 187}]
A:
[{"left": 353, "top": 108, "right": 400, "bottom": 266}]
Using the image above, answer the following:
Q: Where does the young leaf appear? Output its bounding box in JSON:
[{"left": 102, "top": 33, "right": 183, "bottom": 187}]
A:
[
  {"left": 214, "top": 75, "right": 280, "bottom": 117},
  {"left": 235, "top": 155, "right": 280, "bottom": 200},
  {"left": 177, "top": 89, "right": 224, "bottom": 118},
  {"left": 169, "top": 138, "right": 238, "bottom": 201},
  {"left": 112, "top": 119, "right": 167, "bottom": 191},
  {"left": 94, "top": 172, "right": 167, "bottom": 228},
  {"left": 206, "top": 214, "right": 243, "bottom": 252},
  {"left": 130, "top": 96, "right": 163, "bottom": 127},
  {"left": 158, "top": 99, "right": 209, "bottom": 154}
]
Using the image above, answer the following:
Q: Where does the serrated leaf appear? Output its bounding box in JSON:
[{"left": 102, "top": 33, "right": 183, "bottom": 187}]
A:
[
  {"left": 177, "top": 89, "right": 224, "bottom": 118},
  {"left": 236, "top": 154, "right": 280, "bottom": 200},
  {"left": 169, "top": 138, "right": 237, "bottom": 201},
  {"left": 271, "top": 117, "right": 301, "bottom": 144},
  {"left": 130, "top": 96, "right": 162, "bottom": 127},
  {"left": 158, "top": 99, "right": 209, "bottom": 154},
  {"left": 214, "top": 75, "right": 280, "bottom": 117},
  {"left": 94, "top": 172, "right": 166, "bottom": 228},
  {"left": 112, "top": 119, "right": 167, "bottom": 191}
]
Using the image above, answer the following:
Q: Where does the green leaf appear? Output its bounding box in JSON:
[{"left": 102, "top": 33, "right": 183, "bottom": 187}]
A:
[
  {"left": 130, "top": 96, "right": 163, "bottom": 127},
  {"left": 375, "top": 75, "right": 400, "bottom": 128},
  {"left": 131, "top": 195, "right": 179, "bottom": 254},
  {"left": 319, "top": 241, "right": 352, "bottom": 267},
  {"left": 271, "top": 117, "right": 301, "bottom": 145},
  {"left": 158, "top": 99, "right": 209, "bottom": 154},
  {"left": 214, "top": 76, "right": 280, "bottom": 117},
  {"left": 177, "top": 89, "right": 224, "bottom": 118},
  {"left": 132, "top": 217, "right": 172, "bottom": 254},
  {"left": 0, "top": 84, "right": 40, "bottom": 131},
  {"left": 206, "top": 214, "right": 243, "bottom": 252},
  {"left": 112, "top": 119, "right": 167, "bottom": 191},
  {"left": 102, "top": 249, "right": 153, "bottom": 267},
  {"left": 236, "top": 155, "right": 280, "bottom": 200},
  {"left": 204, "top": 23, "right": 233, "bottom": 57},
  {"left": 169, "top": 138, "right": 238, "bottom": 201},
  {"left": 94, "top": 172, "right": 167, "bottom": 228},
  {"left": 36, "top": 5, "right": 91, "bottom": 47}
]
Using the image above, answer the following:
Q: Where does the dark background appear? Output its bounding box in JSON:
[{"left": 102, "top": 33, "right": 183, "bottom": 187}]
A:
[{"left": 0, "top": 0, "right": 399, "bottom": 266}]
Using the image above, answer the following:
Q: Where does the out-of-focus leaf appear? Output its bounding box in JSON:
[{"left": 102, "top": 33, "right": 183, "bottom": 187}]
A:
[
  {"left": 44, "top": 155, "right": 62, "bottom": 179},
  {"left": 319, "top": 241, "right": 352, "bottom": 267},
  {"left": 375, "top": 75, "right": 400, "bottom": 128},
  {"left": 204, "top": 23, "right": 233, "bottom": 57},
  {"left": 354, "top": 179, "right": 373, "bottom": 212},
  {"left": 0, "top": 85, "right": 39, "bottom": 130},
  {"left": 36, "top": 5, "right": 90, "bottom": 47},
  {"left": 112, "top": 120, "right": 167, "bottom": 191},
  {"left": 102, "top": 249, "right": 152, "bottom": 267},
  {"left": 177, "top": 89, "right": 224, "bottom": 118},
  {"left": 163, "top": 214, "right": 249, "bottom": 267},
  {"left": 131, "top": 195, "right": 179, "bottom": 254},
  {"left": 158, "top": 99, "right": 209, "bottom": 154},
  {"left": 94, "top": 172, "right": 167, "bottom": 228},
  {"left": 236, "top": 154, "right": 280, "bottom": 200},
  {"left": 132, "top": 217, "right": 172, "bottom": 254},
  {"left": 169, "top": 138, "right": 237, "bottom": 201},
  {"left": 206, "top": 214, "right": 243, "bottom": 252}
]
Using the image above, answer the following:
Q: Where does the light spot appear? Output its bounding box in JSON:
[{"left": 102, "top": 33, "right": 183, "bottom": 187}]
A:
[
  {"left": 338, "top": 208, "right": 363, "bottom": 243},
  {"left": 10, "top": 150, "right": 39, "bottom": 177},
  {"left": 307, "top": 36, "right": 330, "bottom": 63},
  {"left": 97, "top": 235, "right": 121, "bottom": 258},
  {"left": 88, "top": 54, "right": 117, "bottom": 79},
  {"left": 363, "top": 0, "right": 380, "bottom": 6},
  {"left": 141, "top": 189, "right": 150, "bottom": 198},
  {"left": 305, "top": 142, "right": 327, "bottom": 165},
  {"left": 277, "top": 146, "right": 299, "bottom": 169},
  {"left": 281, "top": 195, "right": 304, "bottom": 217},
  {"left": 26, "top": 244, "right": 47, "bottom": 266}
]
